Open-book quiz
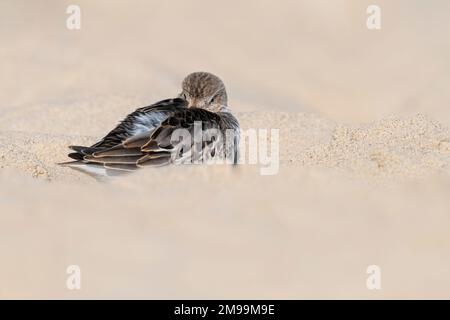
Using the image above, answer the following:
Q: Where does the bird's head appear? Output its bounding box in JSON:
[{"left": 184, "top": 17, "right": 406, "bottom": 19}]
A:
[{"left": 179, "top": 72, "right": 228, "bottom": 112}]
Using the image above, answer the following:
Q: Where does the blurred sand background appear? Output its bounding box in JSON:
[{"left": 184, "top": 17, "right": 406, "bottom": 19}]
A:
[{"left": 1, "top": 0, "right": 450, "bottom": 299}]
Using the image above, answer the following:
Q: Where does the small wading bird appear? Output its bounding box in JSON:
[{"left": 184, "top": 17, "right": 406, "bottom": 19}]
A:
[{"left": 61, "top": 72, "right": 240, "bottom": 176}]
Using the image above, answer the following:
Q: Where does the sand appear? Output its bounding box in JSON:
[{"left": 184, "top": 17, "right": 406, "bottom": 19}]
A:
[{"left": 1, "top": 0, "right": 450, "bottom": 299}]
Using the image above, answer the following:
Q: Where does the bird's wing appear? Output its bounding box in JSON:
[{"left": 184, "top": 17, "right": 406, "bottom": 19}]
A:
[
  {"left": 91, "top": 98, "right": 187, "bottom": 149},
  {"left": 72, "top": 108, "right": 226, "bottom": 172},
  {"left": 66, "top": 98, "right": 186, "bottom": 161}
]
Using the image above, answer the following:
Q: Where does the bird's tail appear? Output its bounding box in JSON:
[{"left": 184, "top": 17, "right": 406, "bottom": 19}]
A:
[{"left": 58, "top": 145, "right": 135, "bottom": 178}]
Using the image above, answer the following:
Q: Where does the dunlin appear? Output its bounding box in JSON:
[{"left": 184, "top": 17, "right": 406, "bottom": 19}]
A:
[{"left": 62, "top": 72, "right": 240, "bottom": 176}]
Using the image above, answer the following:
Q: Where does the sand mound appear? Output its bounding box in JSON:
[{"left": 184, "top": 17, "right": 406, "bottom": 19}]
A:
[
  {"left": 3, "top": 111, "right": 450, "bottom": 298},
  {"left": 1, "top": 113, "right": 449, "bottom": 182}
]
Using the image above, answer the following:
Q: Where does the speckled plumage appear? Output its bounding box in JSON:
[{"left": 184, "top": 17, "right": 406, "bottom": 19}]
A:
[
  {"left": 181, "top": 72, "right": 228, "bottom": 110},
  {"left": 62, "top": 72, "right": 240, "bottom": 175}
]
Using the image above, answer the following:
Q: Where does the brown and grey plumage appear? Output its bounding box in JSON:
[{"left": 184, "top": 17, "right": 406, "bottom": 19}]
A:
[{"left": 61, "top": 72, "right": 240, "bottom": 176}]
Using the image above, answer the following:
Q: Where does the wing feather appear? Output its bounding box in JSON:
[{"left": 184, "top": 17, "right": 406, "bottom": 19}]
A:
[
  {"left": 83, "top": 155, "right": 143, "bottom": 164},
  {"left": 64, "top": 101, "right": 240, "bottom": 175}
]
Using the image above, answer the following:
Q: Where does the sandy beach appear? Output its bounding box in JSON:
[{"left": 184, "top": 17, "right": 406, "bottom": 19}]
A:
[{"left": 1, "top": 0, "right": 450, "bottom": 299}]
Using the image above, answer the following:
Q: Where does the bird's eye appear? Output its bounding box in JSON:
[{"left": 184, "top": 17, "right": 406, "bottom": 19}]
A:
[{"left": 209, "top": 96, "right": 216, "bottom": 104}]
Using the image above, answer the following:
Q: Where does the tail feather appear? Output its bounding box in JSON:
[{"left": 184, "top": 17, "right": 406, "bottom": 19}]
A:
[
  {"left": 57, "top": 160, "right": 84, "bottom": 166},
  {"left": 61, "top": 141, "right": 171, "bottom": 177},
  {"left": 69, "top": 145, "right": 102, "bottom": 155},
  {"left": 83, "top": 155, "right": 143, "bottom": 165},
  {"left": 68, "top": 152, "right": 84, "bottom": 160}
]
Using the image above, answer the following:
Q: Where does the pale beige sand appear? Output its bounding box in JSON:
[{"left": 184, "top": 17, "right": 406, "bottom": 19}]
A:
[{"left": 1, "top": 0, "right": 450, "bottom": 299}]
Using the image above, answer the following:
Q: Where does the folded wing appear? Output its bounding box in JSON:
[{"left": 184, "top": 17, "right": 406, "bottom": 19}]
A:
[{"left": 64, "top": 104, "right": 235, "bottom": 175}]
